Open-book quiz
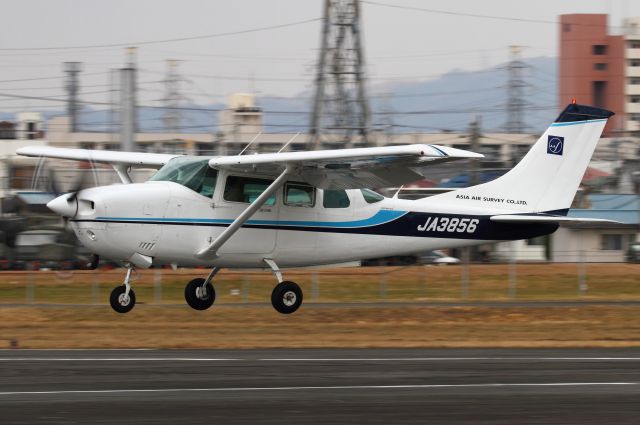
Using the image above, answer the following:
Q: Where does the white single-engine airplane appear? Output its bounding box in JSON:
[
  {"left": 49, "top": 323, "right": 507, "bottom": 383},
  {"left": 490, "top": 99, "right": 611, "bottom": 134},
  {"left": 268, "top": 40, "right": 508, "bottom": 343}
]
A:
[{"left": 17, "top": 103, "right": 615, "bottom": 314}]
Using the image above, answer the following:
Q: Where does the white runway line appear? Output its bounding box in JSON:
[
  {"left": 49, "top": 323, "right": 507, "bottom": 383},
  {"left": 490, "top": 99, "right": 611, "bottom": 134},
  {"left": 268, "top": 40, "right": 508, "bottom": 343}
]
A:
[
  {"left": 257, "top": 357, "right": 640, "bottom": 362},
  {"left": 0, "top": 358, "right": 240, "bottom": 361},
  {"left": 2, "top": 357, "right": 640, "bottom": 362},
  {"left": 0, "top": 382, "right": 637, "bottom": 396}
]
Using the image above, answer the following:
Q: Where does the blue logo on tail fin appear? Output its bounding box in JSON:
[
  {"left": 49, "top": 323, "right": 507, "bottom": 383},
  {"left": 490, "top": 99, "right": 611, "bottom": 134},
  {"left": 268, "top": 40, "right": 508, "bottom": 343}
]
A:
[{"left": 547, "top": 136, "right": 564, "bottom": 156}]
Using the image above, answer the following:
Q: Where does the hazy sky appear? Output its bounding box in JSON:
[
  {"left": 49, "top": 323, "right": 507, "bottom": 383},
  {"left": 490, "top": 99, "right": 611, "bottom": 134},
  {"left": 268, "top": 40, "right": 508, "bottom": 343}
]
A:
[{"left": 1, "top": 0, "right": 640, "bottom": 113}]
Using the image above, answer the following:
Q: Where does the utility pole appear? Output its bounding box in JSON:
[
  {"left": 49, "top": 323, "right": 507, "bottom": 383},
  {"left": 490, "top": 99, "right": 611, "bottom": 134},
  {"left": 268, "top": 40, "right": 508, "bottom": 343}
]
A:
[
  {"left": 309, "top": 0, "right": 371, "bottom": 150},
  {"left": 64, "top": 62, "right": 82, "bottom": 132},
  {"left": 505, "top": 45, "right": 529, "bottom": 133},
  {"left": 163, "top": 59, "right": 182, "bottom": 133},
  {"left": 119, "top": 47, "right": 137, "bottom": 152},
  {"left": 469, "top": 116, "right": 482, "bottom": 187}
]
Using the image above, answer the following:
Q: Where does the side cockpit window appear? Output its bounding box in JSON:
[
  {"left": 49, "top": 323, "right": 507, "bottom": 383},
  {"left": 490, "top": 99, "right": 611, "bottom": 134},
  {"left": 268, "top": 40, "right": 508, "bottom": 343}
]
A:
[
  {"left": 150, "top": 157, "right": 218, "bottom": 197},
  {"left": 360, "top": 188, "right": 384, "bottom": 204}
]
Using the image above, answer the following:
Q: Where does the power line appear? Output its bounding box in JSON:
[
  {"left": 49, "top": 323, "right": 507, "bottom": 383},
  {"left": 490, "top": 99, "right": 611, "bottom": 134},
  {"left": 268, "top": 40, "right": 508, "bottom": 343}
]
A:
[
  {"left": 362, "top": 0, "right": 627, "bottom": 29},
  {"left": 0, "top": 71, "right": 109, "bottom": 84},
  {"left": 0, "top": 17, "right": 322, "bottom": 51}
]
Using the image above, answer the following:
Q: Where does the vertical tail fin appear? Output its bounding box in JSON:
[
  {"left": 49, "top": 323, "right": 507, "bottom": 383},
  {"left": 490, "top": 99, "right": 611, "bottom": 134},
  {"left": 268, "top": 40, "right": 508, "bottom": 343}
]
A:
[{"left": 432, "top": 104, "right": 614, "bottom": 214}]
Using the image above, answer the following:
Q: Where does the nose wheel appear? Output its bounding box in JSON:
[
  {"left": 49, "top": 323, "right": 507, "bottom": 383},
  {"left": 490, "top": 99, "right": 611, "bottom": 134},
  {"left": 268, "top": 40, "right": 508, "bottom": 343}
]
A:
[
  {"left": 110, "top": 285, "right": 136, "bottom": 313},
  {"left": 271, "top": 281, "right": 303, "bottom": 314},
  {"left": 109, "top": 267, "right": 136, "bottom": 313}
]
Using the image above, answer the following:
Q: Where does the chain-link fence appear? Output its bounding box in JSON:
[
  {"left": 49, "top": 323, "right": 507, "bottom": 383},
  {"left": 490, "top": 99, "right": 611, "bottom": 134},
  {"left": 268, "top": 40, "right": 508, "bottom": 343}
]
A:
[{"left": 1, "top": 262, "right": 638, "bottom": 306}]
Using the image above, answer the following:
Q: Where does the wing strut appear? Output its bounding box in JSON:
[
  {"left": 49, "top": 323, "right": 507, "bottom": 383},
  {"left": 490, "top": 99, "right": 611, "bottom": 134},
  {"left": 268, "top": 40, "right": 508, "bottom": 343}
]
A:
[{"left": 196, "top": 165, "right": 293, "bottom": 259}]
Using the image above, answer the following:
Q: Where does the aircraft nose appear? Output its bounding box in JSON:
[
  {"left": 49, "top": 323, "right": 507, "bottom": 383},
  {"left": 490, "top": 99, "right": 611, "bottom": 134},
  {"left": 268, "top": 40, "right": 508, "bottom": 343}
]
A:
[{"left": 47, "top": 193, "right": 78, "bottom": 218}]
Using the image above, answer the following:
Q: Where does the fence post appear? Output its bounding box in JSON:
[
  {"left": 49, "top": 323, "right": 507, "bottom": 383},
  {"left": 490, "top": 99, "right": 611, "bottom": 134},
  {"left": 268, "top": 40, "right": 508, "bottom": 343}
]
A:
[
  {"left": 311, "top": 271, "right": 320, "bottom": 301},
  {"left": 578, "top": 249, "right": 588, "bottom": 296},
  {"left": 154, "top": 268, "right": 162, "bottom": 304},
  {"left": 379, "top": 264, "right": 388, "bottom": 299},
  {"left": 419, "top": 264, "right": 427, "bottom": 298},
  {"left": 461, "top": 248, "right": 470, "bottom": 299},
  {"left": 241, "top": 275, "right": 250, "bottom": 303},
  {"left": 508, "top": 241, "right": 517, "bottom": 298},
  {"left": 91, "top": 271, "right": 100, "bottom": 304},
  {"left": 26, "top": 265, "right": 35, "bottom": 304}
]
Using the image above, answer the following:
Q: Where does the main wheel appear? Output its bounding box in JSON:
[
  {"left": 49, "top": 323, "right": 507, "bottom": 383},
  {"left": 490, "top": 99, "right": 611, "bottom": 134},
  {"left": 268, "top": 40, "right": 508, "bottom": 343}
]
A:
[
  {"left": 271, "top": 281, "right": 303, "bottom": 314},
  {"left": 184, "top": 278, "right": 215, "bottom": 311},
  {"left": 109, "top": 285, "right": 136, "bottom": 313}
]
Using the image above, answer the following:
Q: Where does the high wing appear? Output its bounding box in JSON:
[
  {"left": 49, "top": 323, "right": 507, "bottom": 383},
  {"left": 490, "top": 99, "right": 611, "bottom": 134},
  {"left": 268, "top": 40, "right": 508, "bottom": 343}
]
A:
[
  {"left": 16, "top": 146, "right": 179, "bottom": 168},
  {"left": 210, "top": 144, "right": 483, "bottom": 189}
]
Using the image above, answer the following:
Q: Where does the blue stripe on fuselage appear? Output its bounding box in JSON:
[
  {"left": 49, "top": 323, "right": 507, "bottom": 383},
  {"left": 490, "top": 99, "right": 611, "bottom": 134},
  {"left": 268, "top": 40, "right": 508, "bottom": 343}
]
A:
[
  {"left": 77, "top": 209, "right": 558, "bottom": 241},
  {"left": 92, "top": 209, "right": 408, "bottom": 229}
]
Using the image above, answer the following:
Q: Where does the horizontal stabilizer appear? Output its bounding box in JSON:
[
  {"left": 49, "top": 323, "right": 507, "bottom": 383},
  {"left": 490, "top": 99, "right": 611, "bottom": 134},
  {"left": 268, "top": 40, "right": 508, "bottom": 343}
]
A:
[{"left": 490, "top": 214, "right": 620, "bottom": 225}]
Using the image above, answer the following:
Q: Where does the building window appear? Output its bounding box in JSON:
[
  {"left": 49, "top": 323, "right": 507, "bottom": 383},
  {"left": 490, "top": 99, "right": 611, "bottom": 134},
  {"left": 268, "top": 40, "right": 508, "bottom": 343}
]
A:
[
  {"left": 629, "top": 41, "right": 640, "bottom": 49},
  {"left": 631, "top": 113, "right": 640, "bottom": 122},
  {"left": 630, "top": 96, "right": 640, "bottom": 103},
  {"left": 629, "top": 77, "right": 640, "bottom": 85},
  {"left": 593, "top": 81, "right": 607, "bottom": 108},
  {"left": 563, "top": 23, "right": 571, "bottom": 33},
  {"left": 592, "top": 45, "right": 607, "bottom": 55},
  {"left": 594, "top": 63, "right": 607, "bottom": 71},
  {"left": 629, "top": 60, "right": 640, "bottom": 67},
  {"left": 601, "top": 234, "right": 623, "bottom": 250}
]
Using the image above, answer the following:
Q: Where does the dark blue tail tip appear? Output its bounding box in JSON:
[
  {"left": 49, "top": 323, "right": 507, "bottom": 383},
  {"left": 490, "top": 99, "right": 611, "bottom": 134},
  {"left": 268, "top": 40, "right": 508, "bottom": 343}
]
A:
[{"left": 555, "top": 103, "right": 614, "bottom": 123}]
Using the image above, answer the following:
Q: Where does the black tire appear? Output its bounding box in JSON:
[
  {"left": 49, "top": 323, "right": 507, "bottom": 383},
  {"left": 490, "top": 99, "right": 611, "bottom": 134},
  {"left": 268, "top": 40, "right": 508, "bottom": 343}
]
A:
[
  {"left": 109, "top": 285, "right": 136, "bottom": 313},
  {"left": 271, "top": 281, "right": 303, "bottom": 314},
  {"left": 184, "top": 278, "right": 215, "bottom": 311}
]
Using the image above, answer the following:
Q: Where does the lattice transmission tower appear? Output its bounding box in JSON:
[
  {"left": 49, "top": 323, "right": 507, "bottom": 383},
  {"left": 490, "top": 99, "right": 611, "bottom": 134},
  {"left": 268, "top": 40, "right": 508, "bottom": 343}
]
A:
[
  {"left": 504, "top": 45, "right": 530, "bottom": 133},
  {"left": 309, "top": 0, "right": 371, "bottom": 149},
  {"left": 64, "top": 62, "right": 83, "bottom": 132},
  {"left": 163, "top": 59, "right": 183, "bottom": 132}
]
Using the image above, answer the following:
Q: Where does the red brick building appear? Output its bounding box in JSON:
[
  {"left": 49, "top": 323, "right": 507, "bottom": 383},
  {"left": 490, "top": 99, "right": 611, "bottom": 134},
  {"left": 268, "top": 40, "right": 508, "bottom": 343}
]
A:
[{"left": 559, "top": 14, "right": 625, "bottom": 135}]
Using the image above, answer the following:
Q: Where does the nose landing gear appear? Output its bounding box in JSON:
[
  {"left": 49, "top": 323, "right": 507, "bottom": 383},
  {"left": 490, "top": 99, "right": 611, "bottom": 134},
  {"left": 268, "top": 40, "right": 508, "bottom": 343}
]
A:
[{"left": 109, "top": 267, "right": 136, "bottom": 313}]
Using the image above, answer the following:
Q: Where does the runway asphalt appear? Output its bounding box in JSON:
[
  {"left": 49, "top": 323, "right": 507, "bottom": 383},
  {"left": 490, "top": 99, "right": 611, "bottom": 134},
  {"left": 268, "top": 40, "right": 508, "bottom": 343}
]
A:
[{"left": 1, "top": 348, "right": 640, "bottom": 424}]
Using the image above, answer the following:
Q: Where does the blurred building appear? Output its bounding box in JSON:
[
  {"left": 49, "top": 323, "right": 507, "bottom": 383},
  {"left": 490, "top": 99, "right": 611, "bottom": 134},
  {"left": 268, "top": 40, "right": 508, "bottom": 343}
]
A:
[
  {"left": 0, "top": 112, "right": 48, "bottom": 197},
  {"left": 559, "top": 14, "right": 640, "bottom": 135}
]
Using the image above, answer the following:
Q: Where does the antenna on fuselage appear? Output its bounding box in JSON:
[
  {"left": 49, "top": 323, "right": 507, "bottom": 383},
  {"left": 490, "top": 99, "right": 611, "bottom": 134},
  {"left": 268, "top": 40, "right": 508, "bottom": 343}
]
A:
[
  {"left": 392, "top": 185, "right": 404, "bottom": 199},
  {"left": 277, "top": 132, "right": 301, "bottom": 153},
  {"left": 237, "top": 132, "right": 263, "bottom": 156}
]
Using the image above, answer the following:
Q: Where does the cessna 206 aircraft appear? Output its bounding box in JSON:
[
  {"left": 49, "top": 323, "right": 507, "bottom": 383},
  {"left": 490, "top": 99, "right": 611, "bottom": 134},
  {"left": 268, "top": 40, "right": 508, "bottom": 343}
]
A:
[{"left": 17, "top": 103, "right": 615, "bottom": 315}]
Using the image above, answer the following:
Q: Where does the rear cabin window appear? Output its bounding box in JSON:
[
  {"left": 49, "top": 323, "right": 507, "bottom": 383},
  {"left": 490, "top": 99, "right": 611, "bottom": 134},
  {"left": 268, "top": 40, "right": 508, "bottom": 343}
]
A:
[
  {"left": 323, "top": 189, "right": 350, "bottom": 208},
  {"left": 284, "top": 182, "right": 315, "bottom": 207},
  {"left": 361, "top": 188, "right": 384, "bottom": 203},
  {"left": 223, "top": 176, "right": 276, "bottom": 206}
]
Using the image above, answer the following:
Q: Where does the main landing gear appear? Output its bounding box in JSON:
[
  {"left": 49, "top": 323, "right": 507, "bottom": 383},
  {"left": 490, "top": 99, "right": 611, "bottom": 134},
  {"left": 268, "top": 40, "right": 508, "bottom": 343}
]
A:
[
  {"left": 264, "top": 259, "right": 303, "bottom": 314},
  {"left": 182, "top": 260, "right": 303, "bottom": 314},
  {"left": 184, "top": 267, "right": 218, "bottom": 310},
  {"left": 108, "top": 260, "right": 303, "bottom": 314}
]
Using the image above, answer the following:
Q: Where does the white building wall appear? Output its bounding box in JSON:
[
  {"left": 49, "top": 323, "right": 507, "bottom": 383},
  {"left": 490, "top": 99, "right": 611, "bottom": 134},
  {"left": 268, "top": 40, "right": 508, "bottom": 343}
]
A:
[{"left": 552, "top": 227, "right": 637, "bottom": 262}]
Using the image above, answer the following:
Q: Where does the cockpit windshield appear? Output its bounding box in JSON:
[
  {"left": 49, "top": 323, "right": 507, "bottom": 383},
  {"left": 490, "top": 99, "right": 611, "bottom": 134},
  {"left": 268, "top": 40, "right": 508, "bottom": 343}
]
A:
[{"left": 149, "top": 157, "right": 218, "bottom": 197}]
